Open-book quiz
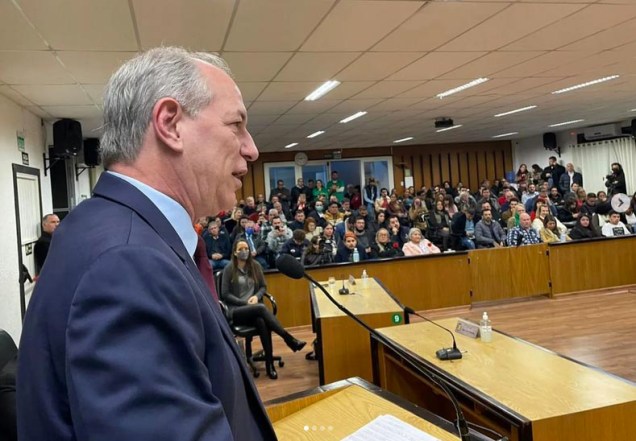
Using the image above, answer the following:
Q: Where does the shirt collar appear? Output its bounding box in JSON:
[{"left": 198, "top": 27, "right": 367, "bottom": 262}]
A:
[{"left": 107, "top": 171, "right": 197, "bottom": 258}]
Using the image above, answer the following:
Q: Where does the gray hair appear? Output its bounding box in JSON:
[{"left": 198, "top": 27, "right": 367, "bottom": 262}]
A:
[
  {"left": 101, "top": 47, "right": 232, "bottom": 168},
  {"left": 408, "top": 227, "right": 423, "bottom": 240}
]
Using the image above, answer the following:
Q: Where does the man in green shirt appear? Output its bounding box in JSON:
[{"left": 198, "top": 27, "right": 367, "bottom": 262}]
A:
[{"left": 328, "top": 170, "right": 345, "bottom": 202}]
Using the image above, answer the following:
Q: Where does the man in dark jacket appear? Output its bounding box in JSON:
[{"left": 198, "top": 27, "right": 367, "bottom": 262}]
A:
[
  {"left": 541, "top": 156, "right": 566, "bottom": 189},
  {"left": 34, "top": 213, "right": 60, "bottom": 275}
]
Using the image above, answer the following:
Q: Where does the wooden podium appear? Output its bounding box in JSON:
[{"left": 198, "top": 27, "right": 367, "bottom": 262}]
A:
[
  {"left": 372, "top": 318, "right": 636, "bottom": 441},
  {"left": 266, "top": 377, "right": 461, "bottom": 440},
  {"left": 310, "top": 277, "right": 404, "bottom": 384}
]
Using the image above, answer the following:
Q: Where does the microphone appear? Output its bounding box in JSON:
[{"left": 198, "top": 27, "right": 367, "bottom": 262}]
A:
[
  {"left": 339, "top": 277, "right": 350, "bottom": 295},
  {"left": 275, "top": 254, "right": 472, "bottom": 441},
  {"left": 404, "top": 307, "right": 462, "bottom": 361}
]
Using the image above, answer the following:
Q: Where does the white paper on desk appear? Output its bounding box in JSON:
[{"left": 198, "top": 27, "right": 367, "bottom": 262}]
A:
[{"left": 341, "top": 414, "right": 442, "bottom": 441}]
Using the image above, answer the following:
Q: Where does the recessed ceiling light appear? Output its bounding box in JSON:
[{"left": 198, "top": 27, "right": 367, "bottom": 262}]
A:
[
  {"left": 494, "top": 106, "right": 537, "bottom": 117},
  {"left": 436, "top": 125, "right": 463, "bottom": 132},
  {"left": 304, "top": 80, "right": 341, "bottom": 101},
  {"left": 551, "top": 75, "right": 619, "bottom": 94},
  {"left": 340, "top": 111, "right": 367, "bottom": 124},
  {"left": 307, "top": 130, "right": 325, "bottom": 139},
  {"left": 631, "top": 108, "right": 636, "bottom": 112},
  {"left": 285, "top": 143, "right": 298, "bottom": 149},
  {"left": 548, "top": 119, "right": 584, "bottom": 128},
  {"left": 393, "top": 137, "right": 414, "bottom": 143},
  {"left": 492, "top": 132, "right": 519, "bottom": 138},
  {"left": 436, "top": 78, "right": 488, "bottom": 99}
]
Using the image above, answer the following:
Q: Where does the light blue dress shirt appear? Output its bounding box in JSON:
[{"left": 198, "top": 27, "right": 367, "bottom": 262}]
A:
[{"left": 107, "top": 171, "right": 197, "bottom": 258}]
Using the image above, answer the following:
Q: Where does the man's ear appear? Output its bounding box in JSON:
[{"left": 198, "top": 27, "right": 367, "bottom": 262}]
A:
[{"left": 152, "top": 97, "right": 185, "bottom": 153}]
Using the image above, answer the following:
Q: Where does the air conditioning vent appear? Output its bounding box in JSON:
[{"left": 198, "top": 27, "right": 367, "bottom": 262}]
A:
[{"left": 582, "top": 124, "right": 619, "bottom": 141}]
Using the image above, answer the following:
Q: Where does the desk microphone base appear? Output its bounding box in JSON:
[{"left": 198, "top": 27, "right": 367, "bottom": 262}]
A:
[{"left": 436, "top": 347, "right": 463, "bottom": 360}]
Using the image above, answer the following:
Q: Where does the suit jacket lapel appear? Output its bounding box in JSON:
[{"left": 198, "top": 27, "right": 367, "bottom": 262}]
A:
[{"left": 92, "top": 173, "right": 269, "bottom": 416}]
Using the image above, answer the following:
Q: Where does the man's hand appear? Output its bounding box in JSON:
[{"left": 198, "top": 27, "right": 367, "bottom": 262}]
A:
[
  {"left": 211, "top": 253, "right": 222, "bottom": 260},
  {"left": 247, "top": 296, "right": 258, "bottom": 305}
]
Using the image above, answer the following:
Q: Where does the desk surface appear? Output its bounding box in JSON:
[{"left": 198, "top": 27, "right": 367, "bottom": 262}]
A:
[
  {"left": 272, "top": 383, "right": 460, "bottom": 441},
  {"left": 377, "top": 318, "right": 636, "bottom": 422},
  {"left": 312, "top": 278, "right": 402, "bottom": 318}
]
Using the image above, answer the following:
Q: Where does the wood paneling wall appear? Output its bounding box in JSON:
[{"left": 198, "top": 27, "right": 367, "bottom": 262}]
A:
[
  {"left": 264, "top": 235, "right": 636, "bottom": 328},
  {"left": 238, "top": 141, "right": 513, "bottom": 201}
]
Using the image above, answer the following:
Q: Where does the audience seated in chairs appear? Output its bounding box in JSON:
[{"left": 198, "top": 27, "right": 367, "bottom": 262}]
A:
[
  {"left": 601, "top": 211, "right": 631, "bottom": 237},
  {"left": 428, "top": 199, "right": 451, "bottom": 250},
  {"left": 402, "top": 227, "right": 440, "bottom": 256},
  {"left": 369, "top": 228, "right": 404, "bottom": 259},
  {"left": 475, "top": 208, "right": 506, "bottom": 248},
  {"left": 569, "top": 214, "right": 601, "bottom": 240},
  {"left": 335, "top": 231, "right": 368, "bottom": 263},
  {"left": 301, "top": 236, "right": 334, "bottom": 267},
  {"left": 220, "top": 240, "right": 305, "bottom": 380},
  {"left": 540, "top": 215, "right": 570, "bottom": 243}
]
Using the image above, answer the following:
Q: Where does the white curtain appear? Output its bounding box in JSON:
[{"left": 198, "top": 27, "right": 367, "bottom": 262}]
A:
[{"left": 571, "top": 137, "right": 636, "bottom": 195}]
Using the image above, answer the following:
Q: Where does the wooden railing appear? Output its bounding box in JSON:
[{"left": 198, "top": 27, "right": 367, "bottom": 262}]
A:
[{"left": 264, "top": 235, "right": 636, "bottom": 328}]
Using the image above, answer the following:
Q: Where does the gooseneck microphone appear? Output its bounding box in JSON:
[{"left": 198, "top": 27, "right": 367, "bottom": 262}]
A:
[
  {"left": 275, "top": 254, "right": 471, "bottom": 441},
  {"left": 404, "top": 307, "right": 462, "bottom": 361}
]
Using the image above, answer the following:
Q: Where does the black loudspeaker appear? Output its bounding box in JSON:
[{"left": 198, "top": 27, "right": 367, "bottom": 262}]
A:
[
  {"left": 543, "top": 132, "right": 557, "bottom": 150},
  {"left": 631, "top": 119, "right": 636, "bottom": 135},
  {"left": 83, "top": 138, "right": 101, "bottom": 167},
  {"left": 53, "top": 119, "right": 83, "bottom": 156}
]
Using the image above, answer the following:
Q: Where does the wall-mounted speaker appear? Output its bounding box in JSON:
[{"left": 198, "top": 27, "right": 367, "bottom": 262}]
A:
[
  {"left": 631, "top": 119, "right": 636, "bottom": 135},
  {"left": 53, "top": 119, "right": 83, "bottom": 157},
  {"left": 543, "top": 132, "right": 557, "bottom": 150},
  {"left": 83, "top": 138, "right": 100, "bottom": 167}
]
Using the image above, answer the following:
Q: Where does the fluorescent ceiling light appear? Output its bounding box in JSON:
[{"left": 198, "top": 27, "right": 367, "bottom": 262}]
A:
[
  {"left": 339, "top": 111, "right": 367, "bottom": 124},
  {"left": 307, "top": 130, "right": 325, "bottom": 139},
  {"left": 492, "top": 132, "right": 519, "bottom": 138},
  {"left": 494, "top": 106, "right": 537, "bottom": 117},
  {"left": 393, "top": 137, "right": 414, "bottom": 143},
  {"left": 548, "top": 119, "right": 584, "bottom": 128},
  {"left": 304, "top": 80, "right": 341, "bottom": 101},
  {"left": 436, "top": 125, "right": 463, "bottom": 133},
  {"left": 631, "top": 108, "right": 636, "bottom": 112},
  {"left": 285, "top": 143, "right": 298, "bottom": 149},
  {"left": 551, "top": 75, "right": 619, "bottom": 95},
  {"left": 436, "top": 78, "right": 488, "bottom": 99}
]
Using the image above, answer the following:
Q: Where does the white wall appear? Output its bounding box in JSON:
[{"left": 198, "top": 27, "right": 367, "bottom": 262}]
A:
[{"left": 0, "top": 94, "right": 50, "bottom": 343}]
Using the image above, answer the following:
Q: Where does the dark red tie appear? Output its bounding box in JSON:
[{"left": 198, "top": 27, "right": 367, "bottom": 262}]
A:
[{"left": 194, "top": 235, "right": 219, "bottom": 301}]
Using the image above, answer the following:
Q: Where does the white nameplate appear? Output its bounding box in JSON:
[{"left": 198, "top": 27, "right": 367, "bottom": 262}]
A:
[{"left": 455, "top": 319, "right": 479, "bottom": 339}]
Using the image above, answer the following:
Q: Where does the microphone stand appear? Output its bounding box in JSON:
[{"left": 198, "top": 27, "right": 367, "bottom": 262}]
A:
[
  {"left": 404, "top": 307, "right": 463, "bottom": 361},
  {"left": 305, "top": 272, "right": 471, "bottom": 441}
]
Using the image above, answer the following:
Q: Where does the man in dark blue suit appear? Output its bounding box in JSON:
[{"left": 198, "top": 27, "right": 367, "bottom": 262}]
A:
[{"left": 17, "top": 48, "right": 277, "bottom": 441}]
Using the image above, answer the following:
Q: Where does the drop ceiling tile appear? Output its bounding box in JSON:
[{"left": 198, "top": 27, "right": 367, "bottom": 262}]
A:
[
  {"left": 389, "top": 52, "right": 486, "bottom": 81},
  {"left": 25, "top": 106, "right": 52, "bottom": 118},
  {"left": 496, "top": 51, "right": 591, "bottom": 78},
  {"left": 290, "top": 100, "right": 340, "bottom": 114},
  {"left": 441, "top": 51, "right": 545, "bottom": 80},
  {"left": 326, "top": 82, "right": 376, "bottom": 100},
  {"left": 338, "top": 52, "right": 424, "bottom": 81},
  {"left": 12, "top": 85, "right": 92, "bottom": 106},
  {"left": 402, "top": 79, "right": 489, "bottom": 99},
  {"left": 82, "top": 84, "right": 106, "bottom": 105},
  {"left": 376, "top": 2, "right": 509, "bottom": 51},
  {"left": 302, "top": 0, "right": 424, "bottom": 51},
  {"left": 40, "top": 105, "right": 103, "bottom": 120},
  {"left": 258, "top": 82, "right": 318, "bottom": 101},
  {"left": 57, "top": 51, "right": 136, "bottom": 84},
  {"left": 248, "top": 100, "right": 298, "bottom": 115},
  {"left": 352, "top": 81, "right": 422, "bottom": 99},
  {"left": 246, "top": 114, "right": 280, "bottom": 126},
  {"left": 236, "top": 82, "right": 268, "bottom": 102},
  {"left": 505, "top": 4, "right": 636, "bottom": 51},
  {"left": 440, "top": 3, "right": 586, "bottom": 51},
  {"left": 326, "top": 98, "right": 384, "bottom": 114},
  {"left": 0, "top": 2, "right": 47, "bottom": 50},
  {"left": 222, "top": 52, "right": 293, "bottom": 81},
  {"left": 275, "top": 52, "right": 360, "bottom": 81},
  {"left": 133, "top": 0, "right": 233, "bottom": 50},
  {"left": 225, "top": 0, "right": 335, "bottom": 51},
  {"left": 18, "top": 0, "right": 138, "bottom": 50},
  {"left": 274, "top": 113, "right": 317, "bottom": 125},
  {"left": 0, "top": 51, "right": 75, "bottom": 85},
  {"left": 0, "top": 86, "right": 35, "bottom": 107},
  {"left": 368, "top": 97, "right": 423, "bottom": 111}
]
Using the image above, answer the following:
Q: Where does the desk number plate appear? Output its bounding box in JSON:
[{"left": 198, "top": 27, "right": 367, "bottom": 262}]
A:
[{"left": 456, "top": 319, "right": 479, "bottom": 339}]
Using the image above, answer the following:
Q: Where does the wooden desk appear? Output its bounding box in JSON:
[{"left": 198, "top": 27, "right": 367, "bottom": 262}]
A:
[
  {"left": 372, "top": 318, "right": 636, "bottom": 441},
  {"left": 266, "top": 377, "right": 461, "bottom": 441},
  {"left": 310, "top": 277, "right": 404, "bottom": 385}
]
